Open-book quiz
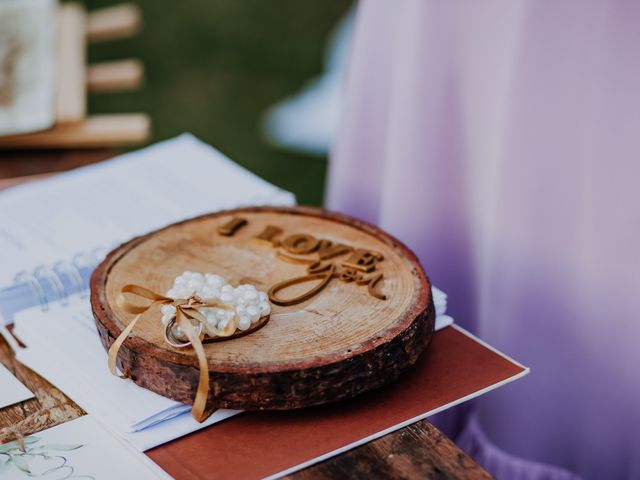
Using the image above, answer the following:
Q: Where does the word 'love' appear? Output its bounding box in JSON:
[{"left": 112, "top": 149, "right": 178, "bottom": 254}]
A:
[{"left": 217, "top": 216, "right": 389, "bottom": 306}]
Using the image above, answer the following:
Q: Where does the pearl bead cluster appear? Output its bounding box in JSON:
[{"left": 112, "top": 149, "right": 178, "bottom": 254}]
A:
[{"left": 160, "top": 271, "right": 271, "bottom": 337}]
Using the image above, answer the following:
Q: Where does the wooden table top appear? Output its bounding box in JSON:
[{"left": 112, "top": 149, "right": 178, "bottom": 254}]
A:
[{"left": 0, "top": 151, "right": 492, "bottom": 479}]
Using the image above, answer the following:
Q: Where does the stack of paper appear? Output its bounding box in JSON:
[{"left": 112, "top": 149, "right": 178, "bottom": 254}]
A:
[
  {"left": 2, "top": 134, "right": 453, "bottom": 453},
  {"left": 12, "top": 299, "right": 239, "bottom": 451},
  {"left": 11, "top": 288, "right": 451, "bottom": 451},
  {"left": 0, "top": 134, "right": 293, "bottom": 449}
]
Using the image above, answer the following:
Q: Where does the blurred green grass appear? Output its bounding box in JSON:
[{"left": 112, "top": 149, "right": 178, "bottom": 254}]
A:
[{"left": 85, "top": 0, "right": 351, "bottom": 206}]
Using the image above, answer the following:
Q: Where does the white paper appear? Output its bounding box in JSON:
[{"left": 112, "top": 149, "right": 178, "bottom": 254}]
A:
[
  {"left": 435, "top": 314, "right": 454, "bottom": 331},
  {"left": 0, "top": 415, "right": 169, "bottom": 479},
  {"left": 0, "top": 363, "right": 33, "bottom": 409},
  {"left": 432, "top": 286, "right": 447, "bottom": 317},
  {"left": 11, "top": 298, "right": 240, "bottom": 451},
  {"left": 0, "top": 134, "right": 295, "bottom": 287}
]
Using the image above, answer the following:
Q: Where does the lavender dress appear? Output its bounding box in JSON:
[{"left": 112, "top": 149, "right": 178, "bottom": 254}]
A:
[{"left": 327, "top": 1, "right": 640, "bottom": 479}]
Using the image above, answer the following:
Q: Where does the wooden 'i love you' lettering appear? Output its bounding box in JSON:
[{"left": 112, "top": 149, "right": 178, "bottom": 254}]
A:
[{"left": 217, "top": 218, "right": 390, "bottom": 306}]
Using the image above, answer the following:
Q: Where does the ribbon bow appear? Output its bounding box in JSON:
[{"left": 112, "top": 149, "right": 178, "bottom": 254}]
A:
[{"left": 108, "top": 284, "right": 235, "bottom": 422}]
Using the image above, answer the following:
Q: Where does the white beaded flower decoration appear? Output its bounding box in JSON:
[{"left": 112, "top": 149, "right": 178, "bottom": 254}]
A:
[{"left": 161, "top": 271, "right": 271, "bottom": 341}]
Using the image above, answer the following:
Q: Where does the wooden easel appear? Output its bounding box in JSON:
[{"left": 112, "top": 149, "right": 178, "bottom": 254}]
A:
[{"left": 0, "top": 3, "right": 150, "bottom": 149}]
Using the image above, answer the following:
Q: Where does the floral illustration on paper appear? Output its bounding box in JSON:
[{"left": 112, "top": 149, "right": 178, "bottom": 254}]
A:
[{"left": 0, "top": 435, "right": 94, "bottom": 479}]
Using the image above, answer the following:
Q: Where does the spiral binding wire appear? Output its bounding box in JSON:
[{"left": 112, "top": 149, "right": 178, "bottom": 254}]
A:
[
  {"left": 34, "top": 265, "right": 68, "bottom": 306},
  {"left": 13, "top": 270, "right": 49, "bottom": 311},
  {"left": 13, "top": 245, "right": 112, "bottom": 310},
  {"left": 72, "top": 252, "right": 96, "bottom": 299},
  {"left": 54, "top": 260, "right": 85, "bottom": 299}
]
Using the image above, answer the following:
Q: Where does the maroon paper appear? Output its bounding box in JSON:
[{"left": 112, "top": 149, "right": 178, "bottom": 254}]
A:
[{"left": 148, "top": 326, "right": 526, "bottom": 479}]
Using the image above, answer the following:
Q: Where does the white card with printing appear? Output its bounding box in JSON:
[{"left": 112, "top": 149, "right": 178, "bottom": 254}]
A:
[
  {"left": 0, "top": 415, "right": 169, "bottom": 479},
  {"left": 0, "top": 363, "right": 33, "bottom": 409}
]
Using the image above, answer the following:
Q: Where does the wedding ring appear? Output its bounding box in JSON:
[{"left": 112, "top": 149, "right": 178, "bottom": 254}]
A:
[{"left": 164, "top": 317, "right": 202, "bottom": 348}]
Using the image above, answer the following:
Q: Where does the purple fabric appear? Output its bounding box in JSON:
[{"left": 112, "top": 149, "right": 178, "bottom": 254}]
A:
[
  {"left": 327, "top": 1, "right": 640, "bottom": 479},
  {"left": 457, "top": 415, "right": 581, "bottom": 480}
]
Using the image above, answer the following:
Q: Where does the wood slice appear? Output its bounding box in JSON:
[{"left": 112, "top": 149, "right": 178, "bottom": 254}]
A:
[{"left": 90, "top": 206, "right": 434, "bottom": 411}]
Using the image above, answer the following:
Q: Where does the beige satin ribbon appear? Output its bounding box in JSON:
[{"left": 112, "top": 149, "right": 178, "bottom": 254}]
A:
[{"left": 108, "top": 284, "right": 234, "bottom": 423}]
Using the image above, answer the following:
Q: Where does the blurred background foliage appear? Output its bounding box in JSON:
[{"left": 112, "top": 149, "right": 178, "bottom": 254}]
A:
[{"left": 84, "top": 0, "right": 352, "bottom": 205}]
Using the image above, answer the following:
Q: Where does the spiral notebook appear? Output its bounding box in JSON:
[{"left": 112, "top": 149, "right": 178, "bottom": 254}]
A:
[{"left": 0, "top": 134, "right": 295, "bottom": 323}]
